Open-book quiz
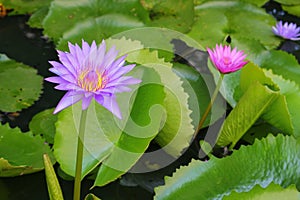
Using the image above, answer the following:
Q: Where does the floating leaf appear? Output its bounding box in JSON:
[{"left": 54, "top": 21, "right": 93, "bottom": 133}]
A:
[
  {"left": 274, "top": 0, "right": 300, "bottom": 5},
  {"left": 27, "top": 6, "right": 49, "bottom": 29},
  {"left": 43, "top": 0, "right": 148, "bottom": 42},
  {"left": 282, "top": 4, "right": 300, "bottom": 17},
  {"left": 141, "top": 0, "right": 195, "bottom": 33},
  {"left": 188, "top": 1, "right": 280, "bottom": 49},
  {"left": 0, "top": 54, "right": 43, "bottom": 112},
  {"left": 223, "top": 183, "right": 300, "bottom": 200},
  {"left": 29, "top": 108, "right": 57, "bottom": 144},
  {"left": 0, "top": 124, "right": 55, "bottom": 177},
  {"left": 154, "top": 135, "right": 300, "bottom": 199},
  {"left": 254, "top": 50, "right": 300, "bottom": 87},
  {"left": 0, "top": 0, "right": 51, "bottom": 15},
  {"left": 57, "top": 14, "right": 145, "bottom": 50}
]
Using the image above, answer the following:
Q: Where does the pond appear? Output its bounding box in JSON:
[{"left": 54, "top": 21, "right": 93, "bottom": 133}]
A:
[{"left": 0, "top": 1, "right": 300, "bottom": 200}]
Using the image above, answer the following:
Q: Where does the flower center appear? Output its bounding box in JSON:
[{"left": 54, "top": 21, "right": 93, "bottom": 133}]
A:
[
  {"left": 222, "top": 57, "right": 232, "bottom": 66},
  {"left": 78, "top": 70, "right": 107, "bottom": 92}
]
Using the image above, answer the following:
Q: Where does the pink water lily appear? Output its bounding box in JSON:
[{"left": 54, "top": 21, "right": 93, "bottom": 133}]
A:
[
  {"left": 45, "top": 40, "right": 141, "bottom": 119},
  {"left": 272, "top": 21, "right": 300, "bottom": 41},
  {"left": 207, "top": 44, "right": 248, "bottom": 74}
]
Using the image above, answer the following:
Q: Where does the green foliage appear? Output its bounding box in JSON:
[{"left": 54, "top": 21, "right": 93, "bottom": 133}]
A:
[
  {"left": 27, "top": 6, "right": 49, "bottom": 29},
  {"left": 126, "top": 49, "right": 196, "bottom": 157},
  {"left": 84, "top": 194, "right": 101, "bottom": 200},
  {"left": 0, "top": 124, "right": 55, "bottom": 177},
  {"left": 172, "top": 63, "right": 226, "bottom": 129},
  {"left": 274, "top": 0, "right": 300, "bottom": 5},
  {"left": 223, "top": 183, "right": 300, "bottom": 200},
  {"left": 42, "top": 0, "right": 148, "bottom": 43},
  {"left": 0, "top": 54, "right": 43, "bottom": 112},
  {"left": 154, "top": 135, "right": 300, "bottom": 199},
  {"left": 0, "top": 0, "right": 51, "bottom": 15},
  {"left": 106, "top": 38, "right": 198, "bottom": 157},
  {"left": 216, "top": 82, "right": 280, "bottom": 148},
  {"left": 29, "top": 108, "right": 57, "bottom": 144},
  {"left": 43, "top": 154, "right": 64, "bottom": 200},
  {"left": 57, "top": 15, "right": 145, "bottom": 51},
  {"left": 240, "top": 63, "right": 300, "bottom": 137},
  {"left": 188, "top": 1, "right": 280, "bottom": 49},
  {"left": 53, "top": 102, "right": 113, "bottom": 178},
  {"left": 141, "top": 0, "right": 195, "bottom": 33},
  {"left": 93, "top": 66, "right": 165, "bottom": 186},
  {"left": 254, "top": 50, "right": 300, "bottom": 87},
  {"left": 282, "top": 4, "right": 300, "bottom": 17}
]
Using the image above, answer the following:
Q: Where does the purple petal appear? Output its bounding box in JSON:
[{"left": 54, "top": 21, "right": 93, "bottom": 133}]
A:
[
  {"left": 108, "top": 64, "right": 136, "bottom": 81},
  {"left": 53, "top": 91, "right": 83, "bottom": 114},
  {"left": 81, "top": 95, "right": 93, "bottom": 110},
  {"left": 45, "top": 76, "right": 68, "bottom": 84},
  {"left": 95, "top": 94, "right": 122, "bottom": 119},
  {"left": 106, "top": 76, "right": 141, "bottom": 88}
]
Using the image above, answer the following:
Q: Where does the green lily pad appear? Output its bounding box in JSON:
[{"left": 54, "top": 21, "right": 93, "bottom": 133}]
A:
[
  {"left": 282, "top": 4, "right": 300, "bottom": 17},
  {"left": 224, "top": 183, "right": 300, "bottom": 200},
  {"left": 141, "top": 0, "right": 195, "bottom": 33},
  {"left": 188, "top": 1, "right": 280, "bottom": 49},
  {"left": 57, "top": 14, "right": 145, "bottom": 51},
  {"left": 43, "top": 0, "right": 148, "bottom": 42},
  {"left": 0, "top": 124, "right": 55, "bottom": 177},
  {"left": 29, "top": 108, "right": 57, "bottom": 144},
  {"left": 0, "top": 0, "right": 51, "bottom": 15},
  {"left": 0, "top": 55, "right": 43, "bottom": 112},
  {"left": 274, "top": 0, "right": 300, "bottom": 5},
  {"left": 154, "top": 135, "right": 300, "bottom": 199}
]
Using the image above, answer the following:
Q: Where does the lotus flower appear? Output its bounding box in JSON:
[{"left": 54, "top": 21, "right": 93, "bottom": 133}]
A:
[
  {"left": 45, "top": 40, "right": 141, "bottom": 119},
  {"left": 272, "top": 21, "right": 300, "bottom": 41},
  {"left": 207, "top": 44, "right": 248, "bottom": 74}
]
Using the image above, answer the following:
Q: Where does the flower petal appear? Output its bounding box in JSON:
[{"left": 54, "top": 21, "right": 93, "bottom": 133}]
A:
[
  {"left": 54, "top": 91, "right": 83, "bottom": 114},
  {"left": 96, "top": 94, "right": 122, "bottom": 119}
]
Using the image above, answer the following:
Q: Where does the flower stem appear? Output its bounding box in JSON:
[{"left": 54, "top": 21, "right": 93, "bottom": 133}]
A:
[
  {"left": 194, "top": 74, "right": 223, "bottom": 137},
  {"left": 73, "top": 108, "right": 88, "bottom": 200}
]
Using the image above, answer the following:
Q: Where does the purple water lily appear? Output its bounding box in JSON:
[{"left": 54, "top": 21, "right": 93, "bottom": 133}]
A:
[
  {"left": 272, "top": 21, "right": 300, "bottom": 41},
  {"left": 46, "top": 40, "right": 141, "bottom": 119},
  {"left": 207, "top": 44, "right": 248, "bottom": 74}
]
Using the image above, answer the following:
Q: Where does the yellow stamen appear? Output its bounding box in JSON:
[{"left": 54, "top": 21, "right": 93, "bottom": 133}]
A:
[{"left": 77, "top": 70, "right": 107, "bottom": 92}]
